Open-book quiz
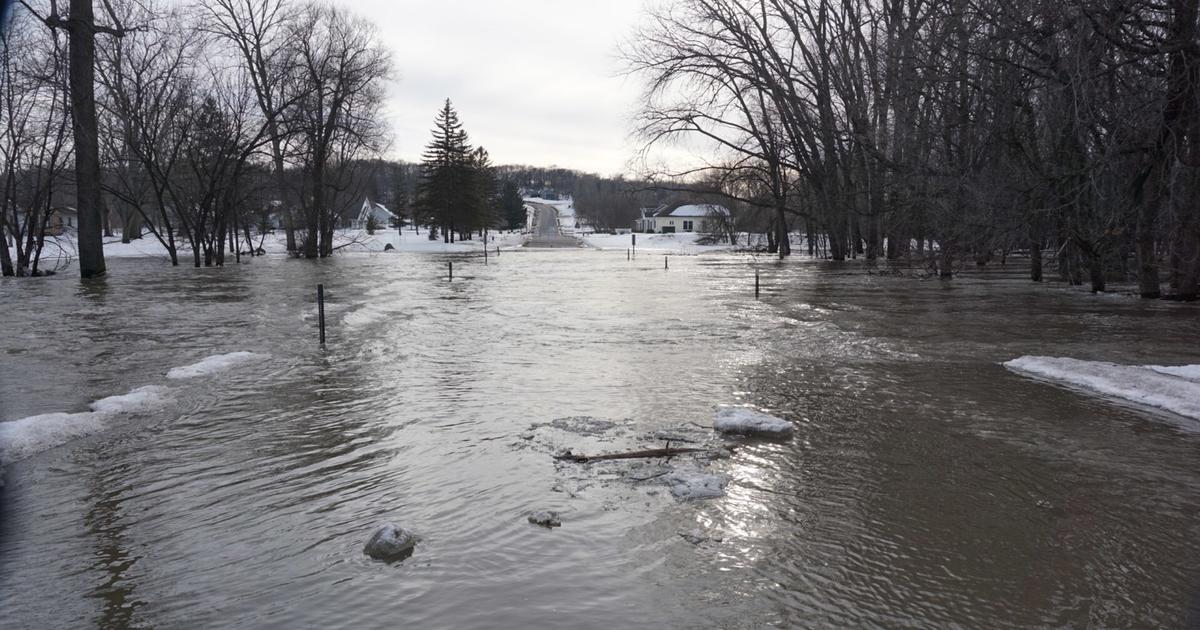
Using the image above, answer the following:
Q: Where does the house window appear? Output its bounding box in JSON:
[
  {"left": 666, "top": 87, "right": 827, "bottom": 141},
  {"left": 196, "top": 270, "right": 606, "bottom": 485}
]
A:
[{"left": 683, "top": 220, "right": 693, "bottom": 231}]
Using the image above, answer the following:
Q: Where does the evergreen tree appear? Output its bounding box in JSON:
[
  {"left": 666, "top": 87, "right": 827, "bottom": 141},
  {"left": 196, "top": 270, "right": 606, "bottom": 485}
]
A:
[
  {"left": 501, "top": 181, "right": 525, "bottom": 230},
  {"left": 470, "top": 146, "right": 499, "bottom": 234},
  {"left": 415, "top": 99, "right": 472, "bottom": 243}
]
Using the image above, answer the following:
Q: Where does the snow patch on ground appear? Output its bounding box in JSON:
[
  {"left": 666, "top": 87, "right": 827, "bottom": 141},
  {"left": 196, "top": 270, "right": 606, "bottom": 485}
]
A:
[
  {"left": 1004, "top": 356, "right": 1200, "bottom": 422},
  {"left": 166, "top": 352, "right": 268, "bottom": 379},
  {"left": 583, "top": 232, "right": 735, "bottom": 254},
  {"left": 0, "top": 385, "right": 171, "bottom": 465},
  {"left": 714, "top": 406, "right": 794, "bottom": 437},
  {"left": 20, "top": 227, "right": 528, "bottom": 261}
]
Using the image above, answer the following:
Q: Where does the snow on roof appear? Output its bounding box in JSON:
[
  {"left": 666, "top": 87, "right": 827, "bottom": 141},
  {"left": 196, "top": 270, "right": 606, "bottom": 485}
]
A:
[
  {"left": 657, "top": 203, "right": 730, "bottom": 217},
  {"left": 358, "top": 198, "right": 396, "bottom": 221}
]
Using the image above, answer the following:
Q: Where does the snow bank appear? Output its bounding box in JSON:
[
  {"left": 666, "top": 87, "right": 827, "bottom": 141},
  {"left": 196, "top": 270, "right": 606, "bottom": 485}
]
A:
[
  {"left": 166, "top": 352, "right": 268, "bottom": 379},
  {"left": 1004, "top": 356, "right": 1200, "bottom": 422},
  {"left": 664, "top": 470, "right": 730, "bottom": 500},
  {"left": 0, "top": 385, "right": 171, "bottom": 466},
  {"left": 714, "top": 406, "right": 794, "bottom": 437}
]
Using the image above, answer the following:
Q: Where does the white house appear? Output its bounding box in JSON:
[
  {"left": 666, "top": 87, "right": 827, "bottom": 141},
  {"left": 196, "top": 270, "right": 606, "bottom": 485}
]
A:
[
  {"left": 635, "top": 203, "right": 731, "bottom": 234},
  {"left": 349, "top": 197, "right": 397, "bottom": 230}
]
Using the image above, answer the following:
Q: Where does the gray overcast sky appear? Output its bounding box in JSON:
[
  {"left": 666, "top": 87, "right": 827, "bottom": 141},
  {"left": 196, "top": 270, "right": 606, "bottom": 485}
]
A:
[{"left": 340, "top": 0, "right": 649, "bottom": 176}]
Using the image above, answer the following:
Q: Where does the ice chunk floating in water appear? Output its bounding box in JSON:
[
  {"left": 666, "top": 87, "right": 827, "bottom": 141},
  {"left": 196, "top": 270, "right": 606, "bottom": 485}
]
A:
[
  {"left": 664, "top": 470, "right": 730, "bottom": 500},
  {"left": 166, "top": 352, "right": 268, "bottom": 379},
  {"left": 0, "top": 385, "right": 170, "bottom": 465},
  {"left": 714, "top": 406, "right": 794, "bottom": 437},
  {"left": 1004, "top": 356, "right": 1200, "bottom": 423},
  {"left": 90, "top": 385, "right": 171, "bottom": 413}
]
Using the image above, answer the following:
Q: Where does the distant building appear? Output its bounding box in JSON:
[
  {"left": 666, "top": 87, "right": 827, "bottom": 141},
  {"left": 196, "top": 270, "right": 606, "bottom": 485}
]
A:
[
  {"left": 348, "top": 197, "right": 396, "bottom": 230},
  {"left": 42, "top": 207, "right": 78, "bottom": 236},
  {"left": 635, "top": 203, "right": 730, "bottom": 234}
]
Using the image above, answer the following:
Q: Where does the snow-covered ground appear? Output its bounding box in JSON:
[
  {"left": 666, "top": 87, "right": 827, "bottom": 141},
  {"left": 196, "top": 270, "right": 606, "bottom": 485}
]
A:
[
  {"left": 12, "top": 227, "right": 529, "bottom": 263},
  {"left": 1003, "top": 356, "right": 1200, "bottom": 425},
  {"left": 583, "top": 231, "right": 737, "bottom": 254}
]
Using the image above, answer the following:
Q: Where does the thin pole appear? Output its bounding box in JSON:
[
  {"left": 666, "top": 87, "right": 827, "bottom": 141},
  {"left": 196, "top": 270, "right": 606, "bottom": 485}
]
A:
[
  {"left": 449, "top": 261, "right": 453, "bottom": 281},
  {"left": 664, "top": 256, "right": 669, "bottom": 270},
  {"left": 627, "top": 248, "right": 630, "bottom": 261},
  {"left": 755, "top": 269, "right": 760, "bottom": 299},
  {"left": 317, "top": 283, "right": 326, "bottom": 345},
  {"left": 484, "top": 244, "right": 488, "bottom": 265}
]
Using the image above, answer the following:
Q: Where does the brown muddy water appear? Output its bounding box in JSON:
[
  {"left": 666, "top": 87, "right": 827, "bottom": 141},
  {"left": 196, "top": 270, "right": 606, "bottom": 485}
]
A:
[{"left": 1, "top": 251, "right": 1199, "bottom": 628}]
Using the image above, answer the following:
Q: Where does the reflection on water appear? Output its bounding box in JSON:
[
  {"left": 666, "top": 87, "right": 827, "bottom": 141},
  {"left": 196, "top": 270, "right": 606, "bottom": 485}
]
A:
[{"left": 1, "top": 253, "right": 1199, "bottom": 628}]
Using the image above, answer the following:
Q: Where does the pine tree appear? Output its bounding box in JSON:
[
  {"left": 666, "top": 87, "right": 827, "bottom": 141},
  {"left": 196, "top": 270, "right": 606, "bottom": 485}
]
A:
[
  {"left": 415, "top": 99, "right": 472, "bottom": 243},
  {"left": 470, "top": 146, "right": 499, "bottom": 234},
  {"left": 501, "top": 181, "right": 525, "bottom": 230}
]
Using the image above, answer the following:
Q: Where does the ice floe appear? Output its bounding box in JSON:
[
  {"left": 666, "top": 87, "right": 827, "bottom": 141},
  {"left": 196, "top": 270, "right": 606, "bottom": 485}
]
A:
[
  {"left": 0, "top": 385, "right": 170, "bottom": 465},
  {"left": 1003, "top": 356, "right": 1200, "bottom": 422},
  {"left": 663, "top": 470, "right": 730, "bottom": 500},
  {"left": 166, "top": 352, "right": 268, "bottom": 379},
  {"left": 714, "top": 406, "right": 794, "bottom": 437}
]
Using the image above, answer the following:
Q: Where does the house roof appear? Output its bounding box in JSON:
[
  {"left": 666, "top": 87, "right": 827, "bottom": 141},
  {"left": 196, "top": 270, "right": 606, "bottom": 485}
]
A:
[
  {"left": 358, "top": 198, "right": 396, "bottom": 222},
  {"left": 653, "top": 203, "right": 730, "bottom": 218}
]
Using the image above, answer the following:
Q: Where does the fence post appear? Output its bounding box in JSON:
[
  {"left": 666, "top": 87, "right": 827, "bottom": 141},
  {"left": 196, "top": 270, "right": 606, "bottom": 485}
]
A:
[{"left": 317, "top": 283, "right": 326, "bottom": 345}]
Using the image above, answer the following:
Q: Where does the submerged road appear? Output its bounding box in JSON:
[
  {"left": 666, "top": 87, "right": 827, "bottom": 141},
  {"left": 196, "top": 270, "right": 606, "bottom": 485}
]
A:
[{"left": 524, "top": 202, "right": 580, "bottom": 248}]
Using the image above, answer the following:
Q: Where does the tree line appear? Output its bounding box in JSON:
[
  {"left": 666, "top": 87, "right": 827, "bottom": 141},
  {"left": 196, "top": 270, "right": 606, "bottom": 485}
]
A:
[
  {"left": 1, "top": 0, "right": 392, "bottom": 274},
  {"left": 628, "top": 0, "right": 1200, "bottom": 299}
]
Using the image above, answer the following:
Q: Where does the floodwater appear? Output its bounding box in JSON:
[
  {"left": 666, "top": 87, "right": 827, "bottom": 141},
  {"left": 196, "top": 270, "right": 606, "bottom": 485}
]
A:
[{"left": 2, "top": 251, "right": 1199, "bottom": 629}]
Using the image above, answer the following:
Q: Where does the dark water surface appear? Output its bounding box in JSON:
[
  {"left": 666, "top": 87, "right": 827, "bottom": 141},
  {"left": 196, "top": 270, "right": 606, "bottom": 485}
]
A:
[{"left": 2, "top": 252, "right": 1198, "bottom": 628}]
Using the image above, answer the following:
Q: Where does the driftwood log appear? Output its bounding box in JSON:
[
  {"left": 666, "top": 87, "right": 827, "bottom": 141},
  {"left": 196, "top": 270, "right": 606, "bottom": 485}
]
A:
[{"left": 553, "top": 442, "right": 734, "bottom": 464}]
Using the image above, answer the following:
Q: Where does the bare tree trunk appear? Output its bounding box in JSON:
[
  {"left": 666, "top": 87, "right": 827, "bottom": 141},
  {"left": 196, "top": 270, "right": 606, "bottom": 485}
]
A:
[
  {"left": 1030, "top": 237, "right": 1043, "bottom": 282},
  {"left": 69, "top": 0, "right": 107, "bottom": 278},
  {"left": 0, "top": 218, "right": 13, "bottom": 276}
]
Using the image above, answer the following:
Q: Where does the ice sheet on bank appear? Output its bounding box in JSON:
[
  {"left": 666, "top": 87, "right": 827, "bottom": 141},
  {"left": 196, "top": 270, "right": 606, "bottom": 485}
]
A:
[
  {"left": 166, "top": 352, "right": 268, "bottom": 379},
  {"left": 0, "top": 386, "right": 171, "bottom": 466},
  {"left": 714, "top": 406, "right": 794, "bottom": 436},
  {"left": 1003, "top": 356, "right": 1200, "bottom": 422}
]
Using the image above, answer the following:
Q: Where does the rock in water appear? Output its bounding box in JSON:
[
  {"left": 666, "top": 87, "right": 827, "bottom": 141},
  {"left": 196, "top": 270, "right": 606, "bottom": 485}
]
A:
[
  {"left": 363, "top": 522, "right": 417, "bottom": 561},
  {"left": 527, "top": 510, "right": 562, "bottom": 528},
  {"left": 383, "top": 243, "right": 395, "bottom": 251},
  {"left": 713, "top": 406, "right": 793, "bottom": 437}
]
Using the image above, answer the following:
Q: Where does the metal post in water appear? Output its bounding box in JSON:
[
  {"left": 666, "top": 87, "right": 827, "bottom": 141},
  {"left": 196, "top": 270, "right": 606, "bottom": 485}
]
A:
[
  {"left": 484, "top": 245, "right": 488, "bottom": 265},
  {"left": 665, "top": 256, "right": 669, "bottom": 270},
  {"left": 317, "top": 283, "right": 326, "bottom": 345},
  {"left": 755, "top": 269, "right": 760, "bottom": 299},
  {"left": 627, "top": 248, "right": 630, "bottom": 261},
  {"left": 449, "top": 261, "right": 453, "bottom": 281}
]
